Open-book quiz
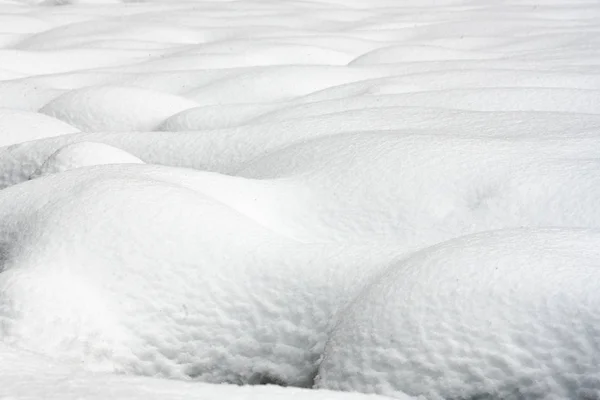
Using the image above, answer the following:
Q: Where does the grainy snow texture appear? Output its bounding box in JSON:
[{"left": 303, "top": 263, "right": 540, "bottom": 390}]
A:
[
  {"left": 0, "top": 0, "right": 599, "bottom": 399},
  {"left": 316, "top": 229, "right": 600, "bottom": 399}
]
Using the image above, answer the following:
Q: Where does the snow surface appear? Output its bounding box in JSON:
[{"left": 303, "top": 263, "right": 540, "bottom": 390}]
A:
[
  {"left": 0, "top": 165, "right": 400, "bottom": 384},
  {"left": 316, "top": 229, "right": 600, "bottom": 399},
  {"left": 30, "top": 141, "right": 144, "bottom": 178},
  {"left": 0, "top": 344, "right": 398, "bottom": 400},
  {"left": 0, "top": 0, "right": 600, "bottom": 399}
]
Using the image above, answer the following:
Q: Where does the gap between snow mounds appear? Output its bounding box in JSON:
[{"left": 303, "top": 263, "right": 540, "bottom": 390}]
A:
[
  {"left": 266, "top": 87, "right": 600, "bottom": 117},
  {"left": 162, "top": 106, "right": 600, "bottom": 137},
  {"left": 273, "top": 68, "right": 600, "bottom": 108},
  {"left": 0, "top": 345, "right": 406, "bottom": 400},
  {"left": 0, "top": 80, "right": 66, "bottom": 112},
  {"left": 0, "top": 47, "right": 172, "bottom": 76},
  {"left": 0, "top": 164, "right": 408, "bottom": 388}
]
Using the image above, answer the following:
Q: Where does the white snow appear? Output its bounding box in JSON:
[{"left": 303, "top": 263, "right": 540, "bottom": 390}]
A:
[
  {"left": 30, "top": 141, "right": 144, "bottom": 178},
  {"left": 0, "top": 344, "right": 400, "bottom": 400},
  {"left": 0, "top": 164, "right": 412, "bottom": 398},
  {"left": 39, "top": 86, "right": 199, "bottom": 132},
  {"left": 316, "top": 229, "right": 600, "bottom": 399},
  {"left": 234, "top": 133, "right": 600, "bottom": 243},
  {"left": 0, "top": 108, "right": 79, "bottom": 146},
  {"left": 0, "top": 0, "right": 599, "bottom": 399}
]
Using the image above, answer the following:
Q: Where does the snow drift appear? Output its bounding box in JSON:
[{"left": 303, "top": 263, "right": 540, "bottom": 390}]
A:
[{"left": 1, "top": 0, "right": 600, "bottom": 399}]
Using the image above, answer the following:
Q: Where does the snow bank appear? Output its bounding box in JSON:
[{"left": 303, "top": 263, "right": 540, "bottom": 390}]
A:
[{"left": 316, "top": 229, "right": 600, "bottom": 399}]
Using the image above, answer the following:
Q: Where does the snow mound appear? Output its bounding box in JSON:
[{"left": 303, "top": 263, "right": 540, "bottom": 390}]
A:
[
  {"left": 316, "top": 229, "right": 600, "bottom": 399},
  {"left": 0, "top": 108, "right": 79, "bottom": 146},
  {"left": 0, "top": 164, "right": 404, "bottom": 387},
  {"left": 235, "top": 133, "right": 600, "bottom": 243},
  {"left": 39, "top": 85, "right": 198, "bottom": 132},
  {"left": 0, "top": 48, "right": 165, "bottom": 76},
  {"left": 30, "top": 141, "right": 144, "bottom": 178}
]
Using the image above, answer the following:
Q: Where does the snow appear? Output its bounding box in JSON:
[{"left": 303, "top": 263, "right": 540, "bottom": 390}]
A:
[
  {"left": 0, "top": 108, "right": 79, "bottom": 146},
  {"left": 0, "top": 0, "right": 599, "bottom": 399},
  {"left": 1, "top": 164, "right": 417, "bottom": 385},
  {"left": 316, "top": 229, "right": 600, "bottom": 399},
  {"left": 235, "top": 133, "right": 600, "bottom": 243},
  {"left": 0, "top": 344, "right": 400, "bottom": 400},
  {"left": 39, "top": 86, "right": 199, "bottom": 132},
  {"left": 30, "top": 141, "right": 144, "bottom": 178}
]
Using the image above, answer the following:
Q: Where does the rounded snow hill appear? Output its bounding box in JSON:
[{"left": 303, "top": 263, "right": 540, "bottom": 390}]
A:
[
  {"left": 316, "top": 229, "right": 600, "bottom": 399},
  {"left": 30, "top": 141, "right": 144, "bottom": 178},
  {"left": 235, "top": 133, "right": 600, "bottom": 244},
  {"left": 39, "top": 85, "right": 198, "bottom": 132},
  {"left": 0, "top": 108, "right": 79, "bottom": 146},
  {"left": 0, "top": 164, "right": 403, "bottom": 388}
]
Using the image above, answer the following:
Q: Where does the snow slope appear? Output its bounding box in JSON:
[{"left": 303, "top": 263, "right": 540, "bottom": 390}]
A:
[
  {"left": 30, "top": 141, "right": 144, "bottom": 178},
  {"left": 316, "top": 229, "right": 600, "bottom": 399},
  {"left": 0, "top": 165, "right": 408, "bottom": 387},
  {"left": 1, "top": 0, "right": 600, "bottom": 399}
]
